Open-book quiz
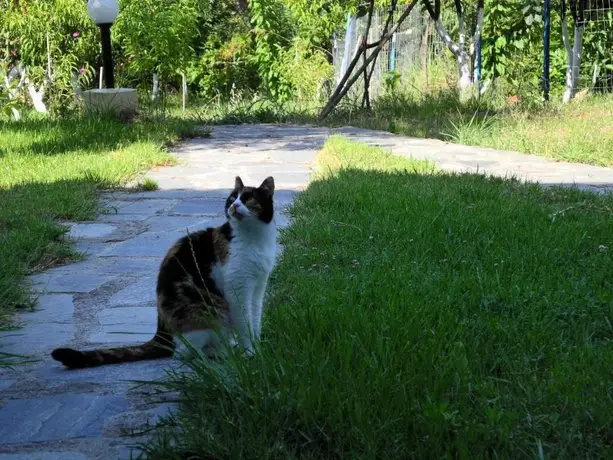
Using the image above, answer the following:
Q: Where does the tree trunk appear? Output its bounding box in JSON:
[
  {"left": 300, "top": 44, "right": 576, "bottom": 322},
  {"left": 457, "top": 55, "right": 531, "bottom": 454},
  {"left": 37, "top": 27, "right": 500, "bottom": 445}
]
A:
[
  {"left": 562, "top": 19, "right": 585, "bottom": 103},
  {"left": 26, "top": 81, "right": 47, "bottom": 113},
  {"left": 181, "top": 72, "right": 188, "bottom": 111},
  {"left": 458, "top": 56, "right": 472, "bottom": 102},
  {"left": 152, "top": 72, "right": 159, "bottom": 101},
  {"left": 430, "top": 2, "right": 483, "bottom": 103}
]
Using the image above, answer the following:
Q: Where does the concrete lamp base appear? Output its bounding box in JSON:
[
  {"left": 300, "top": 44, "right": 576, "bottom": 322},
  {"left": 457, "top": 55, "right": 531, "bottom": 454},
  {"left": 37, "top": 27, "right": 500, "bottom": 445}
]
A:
[{"left": 83, "top": 88, "right": 138, "bottom": 118}]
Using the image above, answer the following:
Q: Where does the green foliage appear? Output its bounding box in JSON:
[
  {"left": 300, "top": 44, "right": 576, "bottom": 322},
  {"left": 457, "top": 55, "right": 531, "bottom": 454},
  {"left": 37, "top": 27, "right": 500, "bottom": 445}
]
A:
[
  {"left": 0, "top": 0, "right": 98, "bottom": 113},
  {"left": 480, "top": 0, "right": 546, "bottom": 100},
  {"left": 249, "top": 0, "right": 294, "bottom": 101},
  {"left": 187, "top": 33, "right": 260, "bottom": 100},
  {"left": 113, "top": 0, "right": 199, "bottom": 87}
]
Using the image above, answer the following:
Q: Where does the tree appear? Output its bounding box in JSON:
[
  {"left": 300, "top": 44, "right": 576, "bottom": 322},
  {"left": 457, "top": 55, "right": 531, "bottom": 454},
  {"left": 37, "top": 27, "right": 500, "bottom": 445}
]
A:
[
  {"left": 0, "top": 0, "right": 97, "bottom": 114},
  {"left": 422, "top": 0, "right": 484, "bottom": 102},
  {"left": 113, "top": 0, "right": 199, "bottom": 101},
  {"left": 560, "top": 0, "right": 587, "bottom": 102}
]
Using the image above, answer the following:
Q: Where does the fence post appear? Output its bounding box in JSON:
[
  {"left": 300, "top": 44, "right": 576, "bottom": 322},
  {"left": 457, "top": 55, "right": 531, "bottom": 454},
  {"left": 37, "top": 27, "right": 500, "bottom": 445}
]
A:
[{"left": 543, "top": 0, "right": 551, "bottom": 101}]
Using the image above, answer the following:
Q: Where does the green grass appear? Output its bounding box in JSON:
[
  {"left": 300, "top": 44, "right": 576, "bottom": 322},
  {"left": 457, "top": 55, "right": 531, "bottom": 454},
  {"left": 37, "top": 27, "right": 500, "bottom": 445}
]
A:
[
  {"left": 134, "top": 177, "right": 160, "bottom": 192},
  {"left": 0, "top": 113, "right": 196, "bottom": 327},
  {"left": 144, "top": 136, "right": 613, "bottom": 458}
]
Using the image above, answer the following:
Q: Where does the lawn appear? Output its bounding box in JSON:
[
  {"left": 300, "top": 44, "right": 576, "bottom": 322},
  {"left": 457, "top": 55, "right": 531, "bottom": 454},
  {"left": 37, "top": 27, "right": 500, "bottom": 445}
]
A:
[
  {"left": 0, "top": 113, "right": 196, "bottom": 327},
  {"left": 145, "top": 136, "right": 613, "bottom": 458}
]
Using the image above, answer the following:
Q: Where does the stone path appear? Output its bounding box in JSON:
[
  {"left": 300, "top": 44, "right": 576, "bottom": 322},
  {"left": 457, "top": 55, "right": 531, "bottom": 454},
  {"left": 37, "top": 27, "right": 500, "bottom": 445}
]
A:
[{"left": 1, "top": 124, "right": 611, "bottom": 459}]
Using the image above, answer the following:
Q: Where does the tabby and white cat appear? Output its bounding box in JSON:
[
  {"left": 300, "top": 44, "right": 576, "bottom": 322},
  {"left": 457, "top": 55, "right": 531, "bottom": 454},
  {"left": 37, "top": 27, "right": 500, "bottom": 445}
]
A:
[{"left": 51, "top": 176, "right": 277, "bottom": 368}]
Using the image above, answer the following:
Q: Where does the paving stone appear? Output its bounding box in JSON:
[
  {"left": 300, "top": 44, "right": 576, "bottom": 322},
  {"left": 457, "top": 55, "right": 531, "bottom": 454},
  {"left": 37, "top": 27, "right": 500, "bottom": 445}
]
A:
[
  {"left": 103, "top": 402, "right": 176, "bottom": 436},
  {"left": 106, "top": 199, "right": 178, "bottom": 216},
  {"left": 186, "top": 216, "right": 227, "bottom": 233},
  {"left": 109, "top": 277, "right": 157, "bottom": 306},
  {"left": 276, "top": 212, "right": 291, "bottom": 229},
  {"left": 67, "top": 223, "right": 117, "bottom": 239},
  {"left": 97, "top": 212, "right": 150, "bottom": 223},
  {"left": 87, "top": 329, "right": 154, "bottom": 345},
  {"left": 0, "top": 394, "right": 131, "bottom": 443},
  {"left": 107, "top": 189, "right": 229, "bottom": 200},
  {"left": 0, "top": 379, "right": 16, "bottom": 391},
  {"left": 87, "top": 306, "right": 157, "bottom": 344},
  {"left": 101, "top": 257, "right": 161, "bottom": 275},
  {"left": 29, "top": 274, "right": 115, "bottom": 294},
  {"left": 39, "top": 357, "right": 174, "bottom": 383},
  {"left": 100, "top": 232, "right": 185, "bottom": 257},
  {"left": 0, "top": 453, "right": 88, "bottom": 460},
  {"left": 74, "top": 241, "right": 111, "bottom": 257},
  {"left": 144, "top": 215, "right": 211, "bottom": 232},
  {"left": 0, "top": 322, "right": 74, "bottom": 356},
  {"left": 22, "top": 294, "right": 74, "bottom": 324},
  {"left": 98, "top": 306, "right": 157, "bottom": 326},
  {"left": 169, "top": 199, "right": 224, "bottom": 216}
]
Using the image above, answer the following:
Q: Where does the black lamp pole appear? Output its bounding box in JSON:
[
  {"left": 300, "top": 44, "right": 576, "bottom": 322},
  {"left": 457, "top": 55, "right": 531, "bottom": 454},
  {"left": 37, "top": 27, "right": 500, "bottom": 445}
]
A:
[{"left": 98, "top": 23, "right": 114, "bottom": 88}]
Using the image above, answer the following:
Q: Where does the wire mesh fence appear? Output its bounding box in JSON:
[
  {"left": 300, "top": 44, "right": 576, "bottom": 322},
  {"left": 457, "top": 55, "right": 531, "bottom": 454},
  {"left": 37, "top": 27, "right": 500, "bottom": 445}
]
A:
[
  {"left": 579, "top": 0, "right": 613, "bottom": 94},
  {"left": 332, "top": 7, "right": 454, "bottom": 102}
]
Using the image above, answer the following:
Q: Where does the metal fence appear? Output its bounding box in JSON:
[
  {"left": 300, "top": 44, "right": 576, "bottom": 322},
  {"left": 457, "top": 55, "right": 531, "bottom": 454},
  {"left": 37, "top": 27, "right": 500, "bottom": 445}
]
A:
[{"left": 579, "top": 0, "right": 613, "bottom": 93}]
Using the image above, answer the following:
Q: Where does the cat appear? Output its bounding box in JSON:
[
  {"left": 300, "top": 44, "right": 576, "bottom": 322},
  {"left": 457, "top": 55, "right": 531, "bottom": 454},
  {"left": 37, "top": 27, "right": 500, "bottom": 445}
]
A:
[{"left": 51, "top": 176, "right": 277, "bottom": 368}]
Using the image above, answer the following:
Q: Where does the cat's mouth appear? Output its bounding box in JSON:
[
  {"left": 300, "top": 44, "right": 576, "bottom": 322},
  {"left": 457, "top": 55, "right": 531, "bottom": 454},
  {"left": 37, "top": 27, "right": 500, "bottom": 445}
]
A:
[{"left": 229, "top": 206, "right": 244, "bottom": 220}]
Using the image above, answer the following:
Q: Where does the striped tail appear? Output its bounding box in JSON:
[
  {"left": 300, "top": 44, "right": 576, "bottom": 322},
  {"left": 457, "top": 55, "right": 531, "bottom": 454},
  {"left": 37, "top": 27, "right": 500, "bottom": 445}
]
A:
[{"left": 51, "top": 332, "right": 174, "bottom": 369}]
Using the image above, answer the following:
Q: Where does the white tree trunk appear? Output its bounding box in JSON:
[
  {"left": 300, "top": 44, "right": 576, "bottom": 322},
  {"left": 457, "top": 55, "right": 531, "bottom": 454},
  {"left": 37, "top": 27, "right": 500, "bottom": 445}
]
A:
[
  {"left": 181, "top": 72, "right": 187, "bottom": 111},
  {"left": 26, "top": 81, "right": 47, "bottom": 113},
  {"left": 435, "top": 18, "right": 471, "bottom": 101},
  {"left": 432, "top": 6, "right": 483, "bottom": 103},
  {"left": 562, "top": 20, "right": 585, "bottom": 103},
  {"left": 152, "top": 72, "right": 159, "bottom": 101},
  {"left": 458, "top": 57, "right": 472, "bottom": 97}
]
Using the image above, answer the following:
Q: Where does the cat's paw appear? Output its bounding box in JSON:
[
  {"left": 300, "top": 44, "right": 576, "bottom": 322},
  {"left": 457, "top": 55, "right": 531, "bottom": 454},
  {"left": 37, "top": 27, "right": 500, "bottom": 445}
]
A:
[{"left": 243, "top": 345, "right": 256, "bottom": 359}]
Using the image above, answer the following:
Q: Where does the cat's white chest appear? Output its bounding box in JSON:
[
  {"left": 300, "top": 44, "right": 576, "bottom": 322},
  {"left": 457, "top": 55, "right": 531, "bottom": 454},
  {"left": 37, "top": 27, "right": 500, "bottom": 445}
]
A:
[
  {"left": 228, "top": 235, "right": 276, "bottom": 277},
  {"left": 210, "top": 226, "right": 276, "bottom": 295}
]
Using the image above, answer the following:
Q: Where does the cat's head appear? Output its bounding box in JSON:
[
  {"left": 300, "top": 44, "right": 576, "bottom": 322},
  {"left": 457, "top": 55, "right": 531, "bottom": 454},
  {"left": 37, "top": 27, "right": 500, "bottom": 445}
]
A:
[{"left": 225, "top": 176, "right": 275, "bottom": 224}]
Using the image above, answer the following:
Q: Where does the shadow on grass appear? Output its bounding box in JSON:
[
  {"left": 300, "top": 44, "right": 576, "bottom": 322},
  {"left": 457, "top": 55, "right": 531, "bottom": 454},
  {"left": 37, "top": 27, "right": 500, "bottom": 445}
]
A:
[{"left": 143, "top": 167, "right": 613, "bottom": 459}]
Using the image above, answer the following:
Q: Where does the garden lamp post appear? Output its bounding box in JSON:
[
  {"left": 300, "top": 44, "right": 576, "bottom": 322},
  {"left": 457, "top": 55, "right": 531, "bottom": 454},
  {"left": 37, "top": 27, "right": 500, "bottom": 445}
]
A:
[{"left": 87, "top": 0, "right": 119, "bottom": 89}]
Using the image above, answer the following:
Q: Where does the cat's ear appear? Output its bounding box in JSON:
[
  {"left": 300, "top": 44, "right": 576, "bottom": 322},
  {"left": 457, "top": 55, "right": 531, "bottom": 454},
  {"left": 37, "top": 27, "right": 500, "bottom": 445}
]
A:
[
  {"left": 234, "top": 176, "right": 244, "bottom": 191},
  {"left": 258, "top": 176, "right": 275, "bottom": 195}
]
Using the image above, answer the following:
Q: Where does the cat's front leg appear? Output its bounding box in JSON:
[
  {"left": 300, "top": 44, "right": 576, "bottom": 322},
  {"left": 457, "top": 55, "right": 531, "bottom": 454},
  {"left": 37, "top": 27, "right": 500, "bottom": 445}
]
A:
[
  {"left": 225, "top": 281, "right": 255, "bottom": 354},
  {"left": 252, "top": 275, "right": 269, "bottom": 339}
]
